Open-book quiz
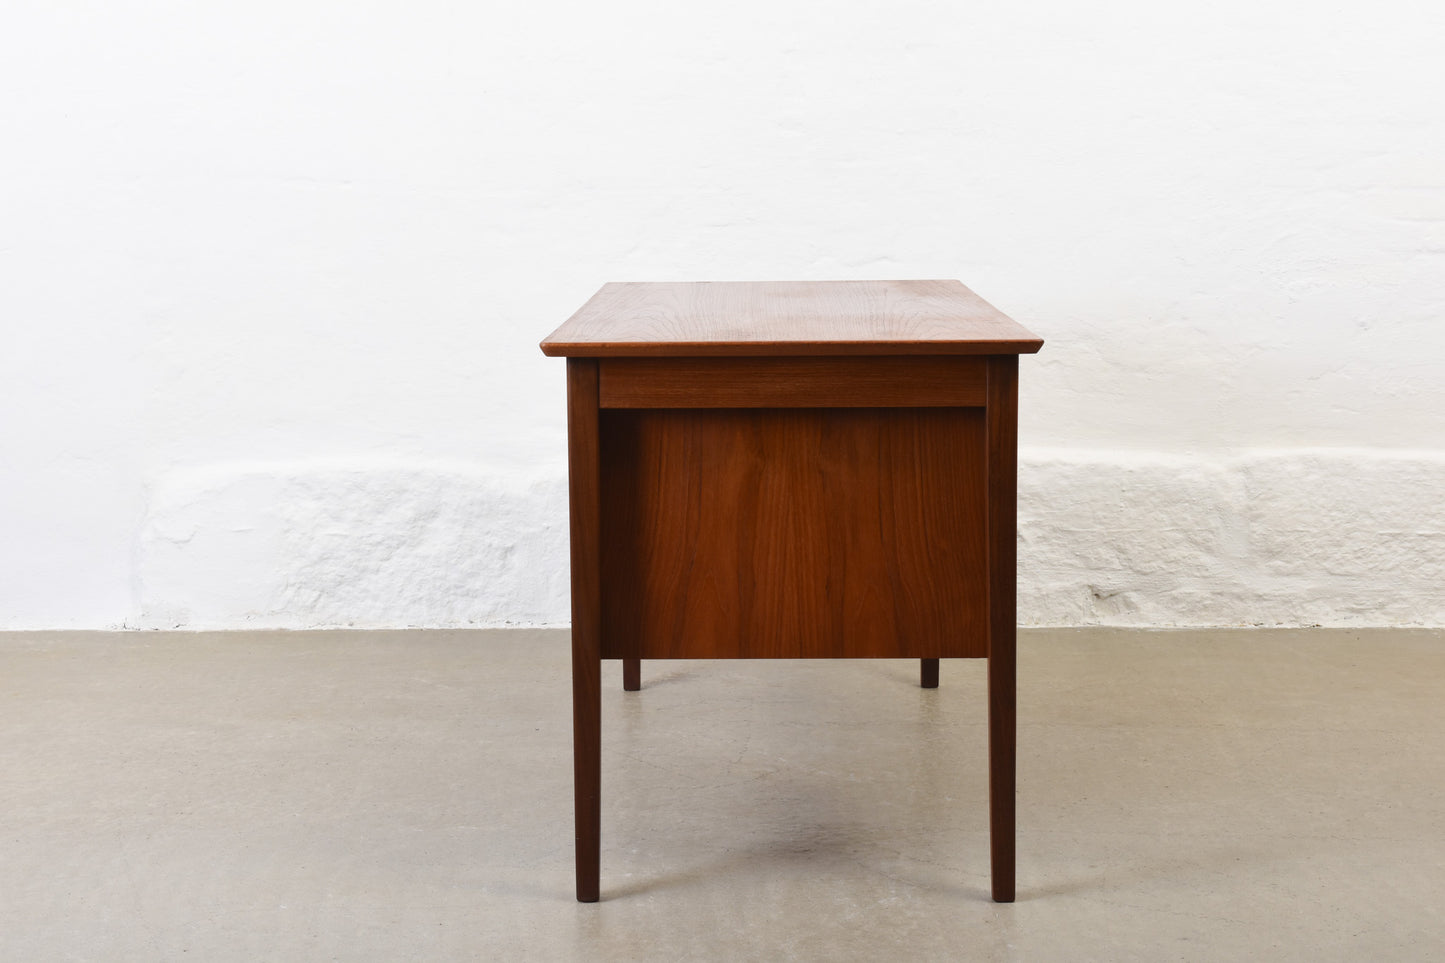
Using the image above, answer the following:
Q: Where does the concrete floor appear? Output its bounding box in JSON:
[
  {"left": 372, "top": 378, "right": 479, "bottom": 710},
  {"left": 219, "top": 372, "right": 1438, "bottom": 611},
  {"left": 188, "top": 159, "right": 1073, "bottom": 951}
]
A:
[{"left": 2, "top": 628, "right": 1442, "bottom": 961}]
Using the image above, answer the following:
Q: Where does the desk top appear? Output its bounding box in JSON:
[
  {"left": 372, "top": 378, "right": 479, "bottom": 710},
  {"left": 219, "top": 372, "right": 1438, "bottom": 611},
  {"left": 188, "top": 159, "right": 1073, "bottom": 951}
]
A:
[{"left": 540, "top": 280, "right": 1043, "bottom": 357}]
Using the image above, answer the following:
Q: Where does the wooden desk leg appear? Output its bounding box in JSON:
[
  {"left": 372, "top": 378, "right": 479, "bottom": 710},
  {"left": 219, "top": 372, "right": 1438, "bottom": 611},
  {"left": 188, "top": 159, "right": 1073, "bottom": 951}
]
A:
[
  {"left": 567, "top": 359, "right": 602, "bottom": 903},
  {"left": 920, "top": 658, "right": 939, "bottom": 689},
  {"left": 623, "top": 658, "right": 641, "bottom": 691},
  {"left": 987, "top": 632, "right": 1016, "bottom": 903},
  {"left": 987, "top": 355, "right": 1018, "bottom": 903},
  {"left": 572, "top": 629, "right": 601, "bottom": 903}
]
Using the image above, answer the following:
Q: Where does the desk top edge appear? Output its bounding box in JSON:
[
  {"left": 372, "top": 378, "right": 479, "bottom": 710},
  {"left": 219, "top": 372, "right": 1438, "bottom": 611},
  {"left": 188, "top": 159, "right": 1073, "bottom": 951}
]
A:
[{"left": 540, "top": 280, "right": 1044, "bottom": 357}]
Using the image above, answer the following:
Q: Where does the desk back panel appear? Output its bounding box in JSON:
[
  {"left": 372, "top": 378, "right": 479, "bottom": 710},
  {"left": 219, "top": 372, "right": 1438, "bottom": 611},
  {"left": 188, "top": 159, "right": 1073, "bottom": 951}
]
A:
[{"left": 599, "top": 407, "right": 989, "bottom": 660}]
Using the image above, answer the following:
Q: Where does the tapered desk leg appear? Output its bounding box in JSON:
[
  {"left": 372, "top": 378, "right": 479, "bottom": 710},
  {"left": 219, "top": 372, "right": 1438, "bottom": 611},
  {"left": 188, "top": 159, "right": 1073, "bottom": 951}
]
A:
[
  {"left": 920, "top": 658, "right": 939, "bottom": 689},
  {"left": 987, "top": 355, "right": 1019, "bottom": 903},
  {"left": 572, "top": 628, "right": 600, "bottom": 902},
  {"left": 987, "top": 634, "right": 1016, "bottom": 903},
  {"left": 567, "top": 359, "right": 602, "bottom": 903},
  {"left": 623, "top": 658, "right": 641, "bottom": 691}
]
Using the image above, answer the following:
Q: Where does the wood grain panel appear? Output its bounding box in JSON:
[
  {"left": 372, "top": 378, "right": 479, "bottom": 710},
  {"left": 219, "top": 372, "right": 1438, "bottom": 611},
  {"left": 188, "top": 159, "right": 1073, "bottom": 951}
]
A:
[
  {"left": 542, "top": 280, "right": 1043, "bottom": 357},
  {"left": 598, "top": 356, "right": 986, "bottom": 408},
  {"left": 599, "top": 407, "right": 988, "bottom": 660}
]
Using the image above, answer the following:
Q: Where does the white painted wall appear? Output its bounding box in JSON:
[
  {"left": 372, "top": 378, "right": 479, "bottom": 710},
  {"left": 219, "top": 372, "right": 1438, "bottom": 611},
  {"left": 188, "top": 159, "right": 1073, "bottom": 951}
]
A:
[{"left": 3, "top": 1, "right": 1442, "bottom": 629}]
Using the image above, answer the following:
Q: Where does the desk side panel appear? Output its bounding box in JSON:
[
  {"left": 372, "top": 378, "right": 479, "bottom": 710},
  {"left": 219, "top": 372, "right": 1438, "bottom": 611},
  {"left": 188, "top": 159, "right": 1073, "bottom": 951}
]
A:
[{"left": 599, "top": 407, "right": 988, "bottom": 660}]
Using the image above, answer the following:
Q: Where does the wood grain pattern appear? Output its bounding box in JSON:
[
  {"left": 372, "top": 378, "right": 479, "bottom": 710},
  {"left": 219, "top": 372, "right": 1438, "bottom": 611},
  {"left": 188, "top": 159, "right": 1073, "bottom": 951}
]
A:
[
  {"left": 598, "top": 357, "right": 986, "bottom": 408},
  {"left": 565, "top": 359, "right": 602, "bottom": 903},
  {"left": 986, "top": 355, "right": 1019, "bottom": 904},
  {"left": 598, "top": 407, "right": 989, "bottom": 660},
  {"left": 541, "top": 280, "right": 1043, "bottom": 357}
]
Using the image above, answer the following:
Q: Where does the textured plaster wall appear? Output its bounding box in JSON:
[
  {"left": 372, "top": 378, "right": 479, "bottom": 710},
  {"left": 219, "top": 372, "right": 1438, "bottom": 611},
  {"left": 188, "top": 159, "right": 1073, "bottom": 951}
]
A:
[
  {"left": 132, "top": 450, "right": 1445, "bottom": 630},
  {"left": 1020, "top": 450, "right": 1445, "bottom": 626},
  {"left": 3, "top": 1, "right": 1443, "bottom": 629}
]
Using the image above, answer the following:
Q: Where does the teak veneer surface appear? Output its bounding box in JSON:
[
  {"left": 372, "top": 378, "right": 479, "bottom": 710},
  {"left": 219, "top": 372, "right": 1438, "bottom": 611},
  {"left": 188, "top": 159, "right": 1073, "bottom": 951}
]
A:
[
  {"left": 599, "top": 407, "right": 989, "bottom": 660},
  {"left": 541, "top": 280, "right": 1042, "bottom": 357}
]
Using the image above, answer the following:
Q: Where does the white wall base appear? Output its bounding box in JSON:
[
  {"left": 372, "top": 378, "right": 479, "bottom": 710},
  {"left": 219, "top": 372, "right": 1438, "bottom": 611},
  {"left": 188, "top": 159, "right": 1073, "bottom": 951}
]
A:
[
  {"left": 135, "top": 449, "right": 1445, "bottom": 630},
  {"left": 1019, "top": 448, "right": 1445, "bottom": 627},
  {"left": 136, "top": 462, "right": 569, "bottom": 630}
]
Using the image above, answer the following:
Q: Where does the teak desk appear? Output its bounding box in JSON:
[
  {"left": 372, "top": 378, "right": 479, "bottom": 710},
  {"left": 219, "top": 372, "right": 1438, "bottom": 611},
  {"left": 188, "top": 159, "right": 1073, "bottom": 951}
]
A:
[{"left": 541, "top": 280, "right": 1042, "bottom": 903}]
